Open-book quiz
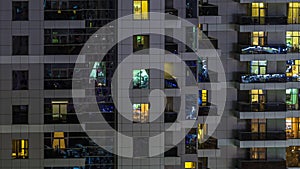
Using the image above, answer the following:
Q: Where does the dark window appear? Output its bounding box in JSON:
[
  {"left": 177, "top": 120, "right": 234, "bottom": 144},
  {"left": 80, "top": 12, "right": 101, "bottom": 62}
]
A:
[
  {"left": 12, "top": 36, "right": 29, "bottom": 55},
  {"left": 12, "top": 105, "right": 28, "bottom": 124},
  {"left": 186, "top": 0, "right": 197, "bottom": 18},
  {"left": 12, "top": 70, "right": 28, "bottom": 90},
  {"left": 12, "top": 2, "right": 28, "bottom": 21},
  {"left": 133, "top": 35, "right": 149, "bottom": 53},
  {"left": 44, "top": 64, "right": 74, "bottom": 89}
]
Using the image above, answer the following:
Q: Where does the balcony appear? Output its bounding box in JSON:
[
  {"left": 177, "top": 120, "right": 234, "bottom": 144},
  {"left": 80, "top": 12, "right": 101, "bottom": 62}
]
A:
[
  {"left": 239, "top": 44, "right": 287, "bottom": 55},
  {"left": 164, "top": 112, "right": 178, "bottom": 123},
  {"left": 199, "top": 137, "right": 218, "bottom": 149},
  {"left": 238, "top": 131, "right": 286, "bottom": 141},
  {"left": 238, "top": 159, "right": 286, "bottom": 169},
  {"left": 199, "top": 103, "right": 218, "bottom": 116},
  {"left": 236, "top": 44, "right": 300, "bottom": 61},
  {"left": 240, "top": 73, "right": 287, "bottom": 83},
  {"left": 237, "top": 102, "right": 287, "bottom": 112},
  {"left": 165, "top": 42, "right": 178, "bottom": 54},
  {"left": 165, "top": 8, "right": 178, "bottom": 20},
  {"left": 238, "top": 16, "right": 287, "bottom": 25},
  {"left": 199, "top": 4, "right": 218, "bottom": 16}
]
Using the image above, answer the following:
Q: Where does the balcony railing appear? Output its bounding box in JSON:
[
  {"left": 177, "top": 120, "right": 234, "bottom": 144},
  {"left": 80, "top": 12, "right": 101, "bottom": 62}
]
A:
[
  {"left": 237, "top": 102, "right": 287, "bottom": 112},
  {"left": 238, "top": 159, "right": 286, "bottom": 169},
  {"left": 239, "top": 73, "right": 300, "bottom": 83},
  {"left": 199, "top": 137, "right": 218, "bottom": 149},
  {"left": 164, "top": 112, "right": 178, "bottom": 123},
  {"left": 238, "top": 131, "right": 286, "bottom": 141},
  {"left": 199, "top": 4, "right": 218, "bottom": 16},
  {"left": 238, "top": 16, "right": 287, "bottom": 25},
  {"left": 199, "top": 103, "right": 218, "bottom": 116},
  {"left": 165, "top": 42, "right": 178, "bottom": 54},
  {"left": 239, "top": 44, "right": 287, "bottom": 54},
  {"left": 199, "top": 37, "right": 218, "bottom": 49}
]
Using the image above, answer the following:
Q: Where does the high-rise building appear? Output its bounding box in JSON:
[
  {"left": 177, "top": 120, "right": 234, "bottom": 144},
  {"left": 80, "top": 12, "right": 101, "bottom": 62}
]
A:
[{"left": 0, "top": 0, "right": 300, "bottom": 169}]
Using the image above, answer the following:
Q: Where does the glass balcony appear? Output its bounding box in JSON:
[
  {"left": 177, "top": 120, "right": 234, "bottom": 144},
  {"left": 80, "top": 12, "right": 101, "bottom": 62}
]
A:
[
  {"left": 238, "top": 16, "right": 287, "bottom": 25},
  {"left": 240, "top": 73, "right": 287, "bottom": 83},
  {"left": 238, "top": 159, "right": 286, "bottom": 169},
  {"left": 237, "top": 102, "right": 287, "bottom": 112},
  {"left": 239, "top": 44, "right": 288, "bottom": 54},
  {"left": 239, "top": 73, "right": 300, "bottom": 83},
  {"left": 238, "top": 131, "right": 286, "bottom": 141},
  {"left": 199, "top": 137, "right": 218, "bottom": 149},
  {"left": 199, "top": 3, "right": 218, "bottom": 16}
]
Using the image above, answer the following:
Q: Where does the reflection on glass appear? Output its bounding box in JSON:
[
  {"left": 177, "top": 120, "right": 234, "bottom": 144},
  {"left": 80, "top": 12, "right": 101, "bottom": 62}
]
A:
[
  {"left": 133, "top": 103, "right": 149, "bottom": 123},
  {"left": 133, "top": 69, "right": 149, "bottom": 89},
  {"left": 90, "top": 62, "right": 106, "bottom": 87}
]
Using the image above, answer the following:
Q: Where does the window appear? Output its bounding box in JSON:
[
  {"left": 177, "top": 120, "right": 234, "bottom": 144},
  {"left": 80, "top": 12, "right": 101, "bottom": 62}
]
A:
[
  {"left": 12, "top": 139, "right": 29, "bottom": 159},
  {"left": 198, "top": 58, "right": 208, "bottom": 82},
  {"left": 89, "top": 62, "right": 106, "bottom": 87},
  {"left": 251, "top": 119, "right": 266, "bottom": 133},
  {"left": 198, "top": 90, "right": 207, "bottom": 106},
  {"left": 185, "top": 129, "right": 197, "bottom": 154},
  {"left": 12, "top": 105, "right": 28, "bottom": 124},
  {"left": 12, "top": 36, "right": 28, "bottom": 55},
  {"left": 164, "top": 63, "right": 178, "bottom": 88},
  {"left": 286, "top": 89, "right": 299, "bottom": 110},
  {"left": 250, "top": 148, "right": 266, "bottom": 160},
  {"left": 12, "top": 2, "right": 28, "bottom": 21},
  {"left": 186, "top": 95, "right": 197, "bottom": 120},
  {"left": 44, "top": 64, "right": 74, "bottom": 89},
  {"left": 251, "top": 32, "right": 266, "bottom": 46},
  {"left": 52, "top": 101, "right": 68, "bottom": 122},
  {"left": 12, "top": 70, "right": 28, "bottom": 90},
  {"left": 52, "top": 132, "right": 66, "bottom": 149},
  {"left": 198, "top": 124, "right": 207, "bottom": 144},
  {"left": 250, "top": 61, "right": 267, "bottom": 75},
  {"left": 286, "top": 60, "right": 300, "bottom": 78},
  {"left": 286, "top": 32, "right": 300, "bottom": 53},
  {"left": 286, "top": 118, "right": 300, "bottom": 139},
  {"left": 186, "top": 0, "right": 197, "bottom": 18},
  {"left": 288, "top": 3, "right": 300, "bottom": 24},
  {"left": 251, "top": 3, "right": 266, "bottom": 24},
  {"left": 132, "top": 69, "right": 149, "bottom": 89},
  {"left": 133, "top": 35, "right": 149, "bottom": 53},
  {"left": 185, "top": 162, "right": 196, "bottom": 168},
  {"left": 133, "top": 103, "right": 149, "bottom": 123},
  {"left": 250, "top": 89, "right": 265, "bottom": 104},
  {"left": 133, "top": 0, "right": 149, "bottom": 20}
]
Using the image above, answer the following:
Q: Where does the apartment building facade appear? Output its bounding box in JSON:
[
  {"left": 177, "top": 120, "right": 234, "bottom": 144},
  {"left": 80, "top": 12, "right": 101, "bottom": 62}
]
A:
[{"left": 1, "top": 0, "right": 300, "bottom": 169}]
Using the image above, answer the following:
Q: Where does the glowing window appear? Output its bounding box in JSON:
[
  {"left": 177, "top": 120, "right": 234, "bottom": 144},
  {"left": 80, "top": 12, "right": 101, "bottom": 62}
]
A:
[
  {"left": 12, "top": 139, "right": 29, "bottom": 159},
  {"left": 185, "top": 162, "right": 196, "bottom": 168},
  {"left": 133, "top": 0, "right": 149, "bottom": 20},
  {"left": 250, "top": 89, "right": 265, "bottom": 103},
  {"left": 133, "top": 103, "right": 149, "bottom": 123},
  {"left": 286, "top": 32, "right": 300, "bottom": 52},
  {"left": 251, "top": 32, "right": 266, "bottom": 46},
  {"left": 250, "top": 148, "right": 266, "bottom": 160},
  {"left": 288, "top": 3, "right": 300, "bottom": 24},
  {"left": 89, "top": 62, "right": 106, "bottom": 87},
  {"left": 250, "top": 60, "right": 267, "bottom": 75},
  {"left": 52, "top": 132, "right": 66, "bottom": 149},
  {"left": 198, "top": 124, "right": 207, "bottom": 143},
  {"left": 52, "top": 101, "right": 68, "bottom": 121}
]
